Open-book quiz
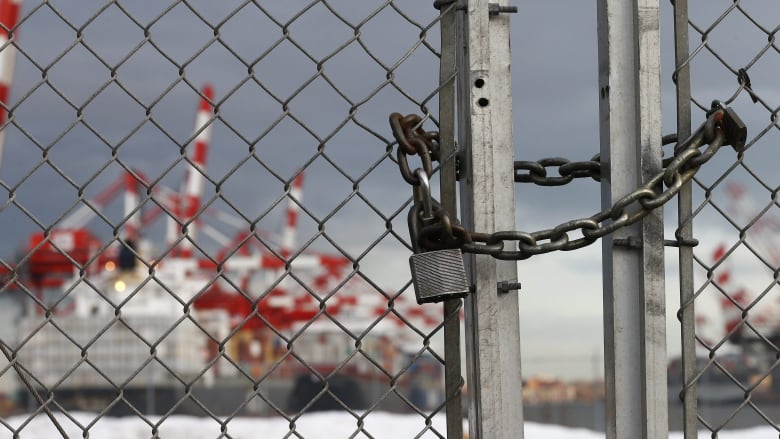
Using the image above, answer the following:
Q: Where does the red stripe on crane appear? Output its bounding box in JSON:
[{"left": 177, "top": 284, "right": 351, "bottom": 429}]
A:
[
  {"left": 286, "top": 209, "right": 297, "bottom": 229},
  {"left": 176, "top": 84, "right": 214, "bottom": 256},
  {"left": 192, "top": 139, "right": 208, "bottom": 166},
  {"left": 200, "top": 84, "right": 214, "bottom": 111},
  {"left": 713, "top": 244, "right": 726, "bottom": 262},
  {"left": 0, "top": 0, "right": 21, "bottom": 39}
]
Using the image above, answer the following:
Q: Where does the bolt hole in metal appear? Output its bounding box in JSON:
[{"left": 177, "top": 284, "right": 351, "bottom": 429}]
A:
[
  {"left": 477, "top": 97, "right": 489, "bottom": 107},
  {"left": 474, "top": 78, "right": 485, "bottom": 88}
]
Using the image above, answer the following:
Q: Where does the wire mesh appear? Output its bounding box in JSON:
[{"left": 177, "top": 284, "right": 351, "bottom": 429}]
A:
[
  {"left": 674, "top": 1, "right": 780, "bottom": 434},
  {"left": 0, "top": 1, "right": 462, "bottom": 437}
]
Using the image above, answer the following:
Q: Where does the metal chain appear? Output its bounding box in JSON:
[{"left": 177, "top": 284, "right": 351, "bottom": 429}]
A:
[
  {"left": 390, "top": 103, "right": 747, "bottom": 260},
  {"left": 514, "top": 134, "right": 681, "bottom": 186},
  {"left": 389, "top": 113, "right": 441, "bottom": 186},
  {"left": 514, "top": 156, "right": 603, "bottom": 185}
]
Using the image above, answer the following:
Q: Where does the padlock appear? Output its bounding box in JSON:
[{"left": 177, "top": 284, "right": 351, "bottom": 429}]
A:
[
  {"left": 407, "top": 168, "right": 470, "bottom": 304},
  {"left": 410, "top": 248, "right": 470, "bottom": 304}
]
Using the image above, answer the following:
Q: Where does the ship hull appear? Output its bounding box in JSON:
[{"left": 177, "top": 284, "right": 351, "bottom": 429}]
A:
[{"left": 16, "top": 374, "right": 434, "bottom": 416}]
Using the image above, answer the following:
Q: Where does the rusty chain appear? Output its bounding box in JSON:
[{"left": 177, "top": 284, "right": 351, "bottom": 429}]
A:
[
  {"left": 389, "top": 113, "right": 441, "bottom": 186},
  {"left": 389, "top": 101, "right": 747, "bottom": 260}
]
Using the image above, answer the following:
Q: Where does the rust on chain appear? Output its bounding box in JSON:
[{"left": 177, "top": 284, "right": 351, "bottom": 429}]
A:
[
  {"left": 408, "top": 200, "right": 471, "bottom": 252},
  {"left": 392, "top": 103, "right": 748, "bottom": 260},
  {"left": 389, "top": 112, "right": 441, "bottom": 185}
]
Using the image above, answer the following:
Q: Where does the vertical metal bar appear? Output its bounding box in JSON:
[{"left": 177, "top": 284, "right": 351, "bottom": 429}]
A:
[
  {"left": 457, "top": 1, "right": 523, "bottom": 438},
  {"left": 597, "top": 1, "right": 667, "bottom": 438},
  {"left": 438, "top": 2, "right": 463, "bottom": 438},
  {"left": 486, "top": 3, "right": 523, "bottom": 436},
  {"left": 636, "top": 3, "right": 667, "bottom": 437},
  {"left": 672, "top": 0, "right": 698, "bottom": 436}
]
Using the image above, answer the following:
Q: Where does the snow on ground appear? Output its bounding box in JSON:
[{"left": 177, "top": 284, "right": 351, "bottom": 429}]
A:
[{"left": 0, "top": 412, "right": 774, "bottom": 438}]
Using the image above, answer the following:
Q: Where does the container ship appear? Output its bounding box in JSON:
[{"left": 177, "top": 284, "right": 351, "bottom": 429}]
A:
[{"left": 0, "top": 84, "right": 445, "bottom": 416}]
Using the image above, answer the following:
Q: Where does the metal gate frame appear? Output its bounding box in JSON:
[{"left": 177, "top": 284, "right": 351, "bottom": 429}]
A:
[
  {"left": 672, "top": 2, "right": 698, "bottom": 437},
  {"left": 456, "top": 1, "right": 669, "bottom": 437},
  {"left": 457, "top": 1, "right": 768, "bottom": 437},
  {"left": 455, "top": 0, "right": 524, "bottom": 438},
  {"left": 597, "top": 1, "right": 668, "bottom": 438},
  {"left": 457, "top": 0, "right": 669, "bottom": 437}
]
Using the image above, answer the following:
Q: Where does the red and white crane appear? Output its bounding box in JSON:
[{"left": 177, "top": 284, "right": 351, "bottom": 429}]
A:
[
  {"left": 0, "top": 0, "right": 20, "bottom": 172},
  {"left": 12, "top": 79, "right": 440, "bottom": 352},
  {"left": 173, "top": 84, "right": 214, "bottom": 257},
  {"left": 27, "top": 169, "right": 147, "bottom": 284},
  {"left": 3, "top": 66, "right": 445, "bottom": 395}
]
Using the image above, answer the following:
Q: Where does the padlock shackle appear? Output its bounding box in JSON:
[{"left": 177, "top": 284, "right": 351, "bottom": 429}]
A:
[
  {"left": 413, "top": 168, "right": 434, "bottom": 222},
  {"left": 408, "top": 201, "right": 423, "bottom": 253}
]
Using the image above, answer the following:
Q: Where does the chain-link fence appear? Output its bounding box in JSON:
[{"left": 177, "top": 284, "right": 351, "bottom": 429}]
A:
[
  {"left": 672, "top": 0, "right": 780, "bottom": 436},
  {"left": 4, "top": 1, "right": 778, "bottom": 437},
  {"left": 0, "top": 1, "right": 464, "bottom": 437}
]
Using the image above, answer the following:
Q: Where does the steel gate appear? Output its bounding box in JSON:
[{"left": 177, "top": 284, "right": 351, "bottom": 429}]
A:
[{"left": 0, "top": 1, "right": 777, "bottom": 438}]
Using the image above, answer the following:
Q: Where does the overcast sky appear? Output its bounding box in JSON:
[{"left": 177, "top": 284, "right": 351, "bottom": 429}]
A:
[{"left": 0, "top": 1, "right": 778, "bottom": 380}]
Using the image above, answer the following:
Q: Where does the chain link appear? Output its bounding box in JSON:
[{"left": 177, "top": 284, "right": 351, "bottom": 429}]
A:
[
  {"left": 391, "top": 102, "right": 747, "bottom": 260},
  {"left": 513, "top": 133, "right": 682, "bottom": 186},
  {"left": 389, "top": 113, "right": 441, "bottom": 186},
  {"left": 514, "top": 156, "right": 602, "bottom": 185}
]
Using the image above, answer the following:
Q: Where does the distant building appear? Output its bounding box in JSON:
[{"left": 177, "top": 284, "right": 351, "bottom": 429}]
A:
[{"left": 522, "top": 375, "right": 604, "bottom": 404}]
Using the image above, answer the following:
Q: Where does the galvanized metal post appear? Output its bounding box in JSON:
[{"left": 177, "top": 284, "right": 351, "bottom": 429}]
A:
[
  {"left": 597, "top": 1, "right": 667, "bottom": 438},
  {"left": 457, "top": 1, "right": 523, "bottom": 438},
  {"left": 438, "top": 2, "right": 463, "bottom": 438},
  {"left": 672, "top": 1, "right": 698, "bottom": 436}
]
